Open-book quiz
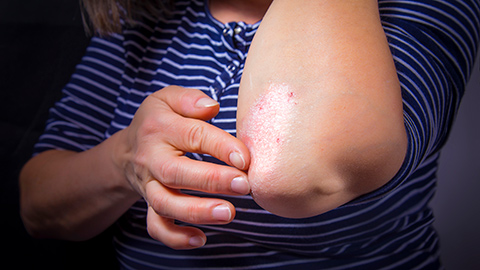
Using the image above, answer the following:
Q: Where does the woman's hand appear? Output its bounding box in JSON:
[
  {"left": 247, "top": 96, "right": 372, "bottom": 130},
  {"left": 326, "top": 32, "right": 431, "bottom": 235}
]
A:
[
  {"left": 20, "top": 86, "right": 250, "bottom": 250},
  {"left": 116, "top": 85, "right": 250, "bottom": 249}
]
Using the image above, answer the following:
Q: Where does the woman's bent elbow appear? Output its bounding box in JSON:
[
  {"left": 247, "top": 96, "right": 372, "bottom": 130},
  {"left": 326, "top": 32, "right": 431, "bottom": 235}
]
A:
[{"left": 246, "top": 128, "right": 407, "bottom": 219}]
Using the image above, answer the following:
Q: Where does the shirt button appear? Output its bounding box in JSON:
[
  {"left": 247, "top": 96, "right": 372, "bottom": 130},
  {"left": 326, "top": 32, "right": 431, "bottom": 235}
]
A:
[
  {"left": 223, "top": 27, "right": 230, "bottom": 36},
  {"left": 234, "top": 26, "right": 243, "bottom": 35},
  {"left": 227, "top": 64, "right": 236, "bottom": 71}
]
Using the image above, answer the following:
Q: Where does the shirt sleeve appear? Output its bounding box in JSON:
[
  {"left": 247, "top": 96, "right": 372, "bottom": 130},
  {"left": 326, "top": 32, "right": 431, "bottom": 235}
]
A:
[
  {"left": 33, "top": 34, "right": 126, "bottom": 154},
  {"left": 351, "top": 0, "right": 480, "bottom": 203}
]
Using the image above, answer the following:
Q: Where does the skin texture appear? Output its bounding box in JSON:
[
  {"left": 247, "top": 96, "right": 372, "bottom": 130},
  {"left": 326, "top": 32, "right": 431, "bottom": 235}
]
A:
[
  {"left": 209, "top": 0, "right": 271, "bottom": 24},
  {"left": 20, "top": 87, "right": 251, "bottom": 249},
  {"left": 240, "top": 83, "right": 298, "bottom": 193},
  {"left": 20, "top": 0, "right": 267, "bottom": 250},
  {"left": 237, "top": 0, "right": 407, "bottom": 218},
  {"left": 19, "top": 0, "right": 408, "bottom": 251}
]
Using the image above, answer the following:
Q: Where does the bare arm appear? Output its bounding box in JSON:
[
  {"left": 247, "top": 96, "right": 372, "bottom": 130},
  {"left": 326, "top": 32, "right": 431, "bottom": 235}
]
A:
[
  {"left": 20, "top": 86, "right": 250, "bottom": 249},
  {"left": 237, "top": 0, "right": 407, "bottom": 218},
  {"left": 19, "top": 134, "right": 139, "bottom": 241}
]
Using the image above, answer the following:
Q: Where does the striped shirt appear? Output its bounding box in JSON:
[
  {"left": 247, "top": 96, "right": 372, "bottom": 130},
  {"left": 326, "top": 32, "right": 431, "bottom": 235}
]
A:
[{"left": 34, "top": 0, "right": 480, "bottom": 269}]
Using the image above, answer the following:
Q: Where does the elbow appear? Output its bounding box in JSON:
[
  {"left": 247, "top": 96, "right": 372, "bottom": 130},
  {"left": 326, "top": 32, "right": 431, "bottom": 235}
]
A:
[
  {"left": 19, "top": 171, "right": 52, "bottom": 239},
  {"left": 19, "top": 168, "right": 76, "bottom": 240},
  {"left": 19, "top": 172, "right": 46, "bottom": 239},
  {"left": 20, "top": 210, "right": 48, "bottom": 239},
  {"left": 246, "top": 122, "right": 408, "bottom": 219},
  {"left": 19, "top": 191, "right": 59, "bottom": 240},
  {"left": 19, "top": 197, "right": 96, "bottom": 241},
  {"left": 20, "top": 205, "right": 94, "bottom": 241},
  {"left": 19, "top": 195, "right": 53, "bottom": 239},
  {"left": 238, "top": 80, "right": 408, "bottom": 218},
  {"left": 248, "top": 171, "right": 348, "bottom": 219}
]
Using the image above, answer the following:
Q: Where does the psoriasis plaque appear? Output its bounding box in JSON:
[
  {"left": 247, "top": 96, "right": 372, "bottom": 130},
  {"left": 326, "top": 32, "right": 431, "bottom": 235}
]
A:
[{"left": 241, "top": 83, "right": 298, "bottom": 180}]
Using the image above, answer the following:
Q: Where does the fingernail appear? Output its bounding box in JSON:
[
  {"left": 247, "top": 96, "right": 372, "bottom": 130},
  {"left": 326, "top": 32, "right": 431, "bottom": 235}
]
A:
[
  {"left": 212, "top": 205, "right": 232, "bottom": 221},
  {"left": 229, "top": 151, "right": 246, "bottom": 170},
  {"left": 231, "top": 176, "right": 250, "bottom": 194},
  {"left": 195, "top": 97, "right": 218, "bottom": 108},
  {"left": 189, "top": 236, "right": 206, "bottom": 247}
]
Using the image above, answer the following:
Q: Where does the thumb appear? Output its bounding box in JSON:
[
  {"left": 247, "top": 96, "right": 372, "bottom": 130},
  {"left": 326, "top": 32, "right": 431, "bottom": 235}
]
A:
[{"left": 152, "top": 86, "right": 219, "bottom": 121}]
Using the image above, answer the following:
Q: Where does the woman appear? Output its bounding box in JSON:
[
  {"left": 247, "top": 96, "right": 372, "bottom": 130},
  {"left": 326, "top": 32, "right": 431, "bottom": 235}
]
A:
[{"left": 20, "top": 0, "right": 480, "bottom": 268}]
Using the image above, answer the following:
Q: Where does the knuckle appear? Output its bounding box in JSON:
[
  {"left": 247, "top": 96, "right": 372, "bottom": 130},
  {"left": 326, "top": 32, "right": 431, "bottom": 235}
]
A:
[
  {"left": 148, "top": 193, "right": 169, "bottom": 217},
  {"left": 185, "top": 203, "right": 204, "bottom": 224},
  {"left": 136, "top": 113, "right": 162, "bottom": 138},
  {"left": 201, "top": 168, "right": 223, "bottom": 192},
  {"left": 158, "top": 160, "right": 180, "bottom": 187},
  {"left": 185, "top": 123, "right": 206, "bottom": 153}
]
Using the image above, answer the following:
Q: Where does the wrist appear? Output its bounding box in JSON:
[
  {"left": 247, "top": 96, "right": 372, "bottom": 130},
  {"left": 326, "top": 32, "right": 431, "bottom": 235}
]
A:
[{"left": 104, "top": 128, "right": 140, "bottom": 200}]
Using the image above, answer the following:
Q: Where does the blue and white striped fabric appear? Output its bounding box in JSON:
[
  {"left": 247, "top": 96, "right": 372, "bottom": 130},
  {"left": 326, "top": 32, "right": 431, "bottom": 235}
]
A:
[{"left": 34, "top": 0, "right": 480, "bottom": 269}]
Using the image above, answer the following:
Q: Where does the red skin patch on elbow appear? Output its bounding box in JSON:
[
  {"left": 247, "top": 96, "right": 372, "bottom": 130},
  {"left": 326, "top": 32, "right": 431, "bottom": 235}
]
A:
[{"left": 240, "top": 83, "right": 297, "bottom": 182}]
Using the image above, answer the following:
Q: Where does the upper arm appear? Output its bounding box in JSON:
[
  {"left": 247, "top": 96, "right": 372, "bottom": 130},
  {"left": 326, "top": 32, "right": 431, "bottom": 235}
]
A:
[
  {"left": 354, "top": 0, "right": 480, "bottom": 202},
  {"left": 237, "top": 0, "right": 408, "bottom": 217}
]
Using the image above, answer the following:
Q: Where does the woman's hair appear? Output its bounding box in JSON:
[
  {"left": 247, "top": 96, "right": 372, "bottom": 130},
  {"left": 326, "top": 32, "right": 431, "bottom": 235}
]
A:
[{"left": 80, "top": 0, "right": 172, "bottom": 36}]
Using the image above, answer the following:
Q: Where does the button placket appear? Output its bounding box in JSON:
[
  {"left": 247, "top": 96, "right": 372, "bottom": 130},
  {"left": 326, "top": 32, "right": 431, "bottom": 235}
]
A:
[
  {"left": 221, "top": 22, "right": 248, "bottom": 51},
  {"left": 212, "top": 22, "right": 253, "bottom": 106}
]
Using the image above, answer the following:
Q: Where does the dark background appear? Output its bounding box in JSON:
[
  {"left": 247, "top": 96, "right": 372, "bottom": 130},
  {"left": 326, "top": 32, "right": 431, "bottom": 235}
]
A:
[
  {"left": 431, "top": 55, "right": 480, "bottom": 269},
  {"left": 0, "top": 0, "right": 479, "bottom": 269},
  {"left": 0, "top": 0, "right": 117, "bottom": 268}
]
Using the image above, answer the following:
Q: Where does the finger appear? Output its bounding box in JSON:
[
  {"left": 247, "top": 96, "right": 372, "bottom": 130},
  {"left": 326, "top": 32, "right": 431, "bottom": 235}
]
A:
[
  {"left": 152, "top": 85, "right": 220, "bottom": 121},
  {"left": 146, "top": 206, "right": 207, "bottom": 250},
  {"left": 153, "top": 86, "right": 250, "bottom": 170},
  {"left": 145, "top": 180, "right": 236, "bottom": 225},
  {"left": 161, "top": 115, "right": 250, "bottom": 171},
  {"left": 153, "top": 154, "right": 250, "bottom": 195}
]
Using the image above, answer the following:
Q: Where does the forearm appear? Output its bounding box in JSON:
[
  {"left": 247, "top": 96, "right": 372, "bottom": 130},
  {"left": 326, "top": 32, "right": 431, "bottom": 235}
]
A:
[
  {"left": 19, "top": 131, "right": 139, "bottom": 241},
  {"left": 237, "top": 0, "right": 407, "bottom": 217}
]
